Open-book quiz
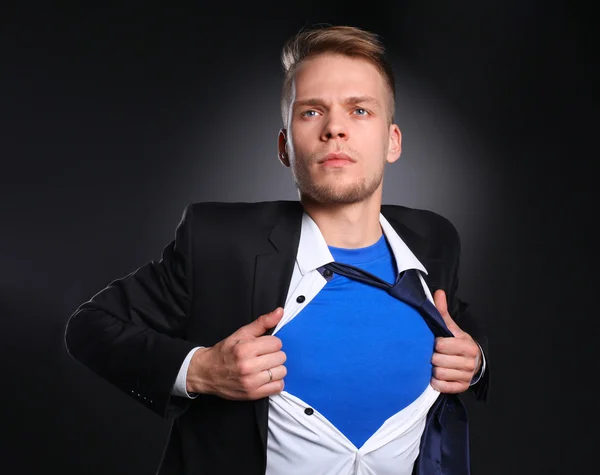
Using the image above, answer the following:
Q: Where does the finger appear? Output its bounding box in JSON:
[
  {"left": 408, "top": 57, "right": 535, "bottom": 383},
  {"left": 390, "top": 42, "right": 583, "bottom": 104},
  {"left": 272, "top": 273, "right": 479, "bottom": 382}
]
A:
[
  {"left": 260, "top": 364, "right": 287, "bottom": 385},
  {"left": 432, "top": 366, "right": 472, "bottom": 383},
  {"left": 431, "top": 352, "right": 477, "bottom": 372},
  {"left": 229, "top": 337, "right": 284, "bottom": 373},
  {"left": 433, "top": 289, "right": 449, "bottom": 315},
  {"left": 233, "top": 307, "right": 284, "bottom": 339},
  {"left": 242, "top": 364, "right": 287, "bottom": 389},
  {"left": 252, "top": 379, "right": 285, "bottom": 399},
  {"left": 430, "top": 377, "right": 468, "bottom": 394},
  {"left": 433, "top": 290, "right": 460, "bottom": 334},
  {"left": 224, "top": 378, "right": 285, "bottom": 401},
  {"left": 239, "top": 350, "right": 286, "bottom": 375},
  {"left": 251, "top": 335, "right": 284, "bottom": 357},
  {"left": 434, "top": 337, "right": 479, "bottom": 359}
]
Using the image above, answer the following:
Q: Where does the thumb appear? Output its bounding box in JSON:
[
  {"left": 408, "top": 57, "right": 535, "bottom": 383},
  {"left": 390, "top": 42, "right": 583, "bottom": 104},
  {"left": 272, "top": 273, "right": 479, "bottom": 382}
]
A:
[
  {"left": 433, "top": 289, "right": 461, "bottom": 335},
  {"left": 237, "top": 307, "right": 284, "bottom": 338}
]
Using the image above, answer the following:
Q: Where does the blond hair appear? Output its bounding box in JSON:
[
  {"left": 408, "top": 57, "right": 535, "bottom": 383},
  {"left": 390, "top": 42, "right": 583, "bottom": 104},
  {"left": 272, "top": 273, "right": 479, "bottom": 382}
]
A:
[{"left": 280, "top": 25, "right": 396, "bottom": 125}]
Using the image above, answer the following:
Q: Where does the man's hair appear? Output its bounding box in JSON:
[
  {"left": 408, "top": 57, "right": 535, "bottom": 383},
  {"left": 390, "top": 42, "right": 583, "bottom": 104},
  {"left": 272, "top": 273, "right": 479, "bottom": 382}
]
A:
[{"left": 280, "top": 24, "right": 396, "bottom": 126}]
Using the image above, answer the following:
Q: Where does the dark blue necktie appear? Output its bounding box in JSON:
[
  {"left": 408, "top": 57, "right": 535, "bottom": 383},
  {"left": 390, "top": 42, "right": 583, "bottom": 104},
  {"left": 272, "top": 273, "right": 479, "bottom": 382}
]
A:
[
  {"left": 322, "top": 262, "right": 454, "bottom": 338},
  {"left": 322, "top": 261, "right": 470, "bottom": 474}
]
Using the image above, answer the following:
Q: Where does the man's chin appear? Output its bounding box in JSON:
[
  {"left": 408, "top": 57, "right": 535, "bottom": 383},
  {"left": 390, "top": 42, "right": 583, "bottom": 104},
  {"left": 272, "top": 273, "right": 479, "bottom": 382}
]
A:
[{"left": 300, "top": 186, "right": 371, "bottom": 205}]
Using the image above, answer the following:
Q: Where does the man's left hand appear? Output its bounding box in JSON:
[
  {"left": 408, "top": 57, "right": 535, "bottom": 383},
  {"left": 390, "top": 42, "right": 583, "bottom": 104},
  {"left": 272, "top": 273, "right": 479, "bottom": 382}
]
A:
[{"left": 430, "top": 289, "right": 482, "bottom": 394}]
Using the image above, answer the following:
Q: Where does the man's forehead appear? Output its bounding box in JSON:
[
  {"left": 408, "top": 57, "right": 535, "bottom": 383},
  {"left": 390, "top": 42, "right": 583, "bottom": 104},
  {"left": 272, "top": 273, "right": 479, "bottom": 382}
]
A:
[{"left": 291, "top": 54, "right": 387, "bottom": 102}]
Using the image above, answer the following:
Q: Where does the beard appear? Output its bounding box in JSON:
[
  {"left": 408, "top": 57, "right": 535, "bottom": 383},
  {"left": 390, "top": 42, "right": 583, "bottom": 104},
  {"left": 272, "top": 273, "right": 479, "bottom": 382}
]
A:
[{"left": 290, "top": 155, "right": 385, "bottom": 205}]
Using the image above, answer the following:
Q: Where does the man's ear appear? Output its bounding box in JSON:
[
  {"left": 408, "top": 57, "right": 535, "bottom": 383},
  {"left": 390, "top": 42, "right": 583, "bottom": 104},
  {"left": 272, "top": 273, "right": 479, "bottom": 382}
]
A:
[
  {"left": 386, "top": 124, "right": 402, "bottom": 164},
  {"left": 277, "top": 129, "right": 290, "bottom": 167}
]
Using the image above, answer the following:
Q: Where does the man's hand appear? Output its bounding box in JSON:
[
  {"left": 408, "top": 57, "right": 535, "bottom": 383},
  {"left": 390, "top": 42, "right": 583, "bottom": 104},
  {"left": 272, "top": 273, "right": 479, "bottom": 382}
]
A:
[
  {"left": 431, "top": 290, "right": 481, "bottom": 394},
  {"left": 186, "top": 307, "right": 287, "bottom": 400}
]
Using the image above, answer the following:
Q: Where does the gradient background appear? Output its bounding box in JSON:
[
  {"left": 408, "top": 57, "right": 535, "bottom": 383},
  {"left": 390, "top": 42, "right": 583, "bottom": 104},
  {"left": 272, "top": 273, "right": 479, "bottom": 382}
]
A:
[{"left": 1, "top": 5, "right": 595, "bottom": 474}]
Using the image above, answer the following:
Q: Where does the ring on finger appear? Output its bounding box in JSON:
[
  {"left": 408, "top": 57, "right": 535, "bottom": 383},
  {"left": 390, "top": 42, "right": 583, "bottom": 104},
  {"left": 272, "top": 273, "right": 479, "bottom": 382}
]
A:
[{"left": 267, "top": 368, "right": 273, "bottom": 383}]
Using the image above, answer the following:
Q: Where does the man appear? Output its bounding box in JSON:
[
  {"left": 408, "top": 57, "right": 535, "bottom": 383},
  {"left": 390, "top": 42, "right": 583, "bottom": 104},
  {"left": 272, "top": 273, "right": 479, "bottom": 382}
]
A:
[{"left": 65, "top": 24, "right": 489, "bottom": 475}]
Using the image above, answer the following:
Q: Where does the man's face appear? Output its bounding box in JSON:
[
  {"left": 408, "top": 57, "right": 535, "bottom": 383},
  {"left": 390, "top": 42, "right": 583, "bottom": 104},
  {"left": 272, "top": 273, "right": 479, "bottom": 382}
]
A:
[{"left": 279, "top": 53, "right": 401, "bottom": 205}]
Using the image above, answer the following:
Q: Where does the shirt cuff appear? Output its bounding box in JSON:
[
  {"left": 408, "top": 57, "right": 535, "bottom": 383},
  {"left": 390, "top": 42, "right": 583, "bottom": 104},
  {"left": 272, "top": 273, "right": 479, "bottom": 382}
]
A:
[
  {"left": 469, "top": 342, "right": 486, "bottom": 386},
  {"left": 171, "top": 346, "right": 204, "bottom": 398}
]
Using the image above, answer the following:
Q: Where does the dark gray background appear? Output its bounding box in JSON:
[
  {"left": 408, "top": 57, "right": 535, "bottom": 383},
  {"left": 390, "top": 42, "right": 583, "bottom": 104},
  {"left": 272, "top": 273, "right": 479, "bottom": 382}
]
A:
[{"left": 1, "top": 4, "right": 595, "bottom": 474}]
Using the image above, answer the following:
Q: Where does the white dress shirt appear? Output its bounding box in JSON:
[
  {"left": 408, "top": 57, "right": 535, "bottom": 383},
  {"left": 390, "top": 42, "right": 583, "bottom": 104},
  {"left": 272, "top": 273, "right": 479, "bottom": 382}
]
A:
[{"left": 172, "top": 212, "right": 484, "bottom": 474}]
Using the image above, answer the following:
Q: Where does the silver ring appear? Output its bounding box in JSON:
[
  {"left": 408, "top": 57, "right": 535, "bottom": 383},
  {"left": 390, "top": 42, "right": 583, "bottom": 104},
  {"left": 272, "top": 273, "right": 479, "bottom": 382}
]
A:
[{"left": 267, "top": 369, "right": 273, "bottom": 383}]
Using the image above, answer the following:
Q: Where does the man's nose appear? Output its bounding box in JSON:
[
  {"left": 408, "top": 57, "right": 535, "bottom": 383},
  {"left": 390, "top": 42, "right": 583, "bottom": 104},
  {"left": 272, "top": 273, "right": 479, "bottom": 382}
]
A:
[{"left": 320, "top": 112, "right": 348, "bottom": 141}]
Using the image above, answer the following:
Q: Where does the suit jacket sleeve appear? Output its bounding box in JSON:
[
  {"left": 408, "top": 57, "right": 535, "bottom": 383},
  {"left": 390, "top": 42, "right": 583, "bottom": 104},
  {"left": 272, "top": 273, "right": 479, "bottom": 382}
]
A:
[
  {"left": 445, "top": 220, "right": 490, "bottom": 402},
  {"left": 64, "top": 204, "right": 198, "bottom": 419}
]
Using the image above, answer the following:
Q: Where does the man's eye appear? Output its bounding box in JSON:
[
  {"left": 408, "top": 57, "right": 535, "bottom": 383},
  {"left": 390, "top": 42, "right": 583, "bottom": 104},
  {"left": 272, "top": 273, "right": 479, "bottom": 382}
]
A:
[
  {"left": 354, "top": 108, "right": 369, "bottom": 116},
  {"left": 301, "top": 110, "right": 319, "bottom": 117}
]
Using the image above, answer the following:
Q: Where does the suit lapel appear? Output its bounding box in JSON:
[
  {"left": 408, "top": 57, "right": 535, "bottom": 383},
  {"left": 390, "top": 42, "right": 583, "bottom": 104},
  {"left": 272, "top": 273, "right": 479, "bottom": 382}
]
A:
[
  {"left": 251, "top": 202, "right": 303, "bottom": 325},
  {"left": 252, "top": 201, "right": 303, "bottom": 455},
  {"left": 381, "top": 209, "right": 431, "bottom": 261},
  {"left": 381, "top": 208, "right": 446, "bottom": 292}
]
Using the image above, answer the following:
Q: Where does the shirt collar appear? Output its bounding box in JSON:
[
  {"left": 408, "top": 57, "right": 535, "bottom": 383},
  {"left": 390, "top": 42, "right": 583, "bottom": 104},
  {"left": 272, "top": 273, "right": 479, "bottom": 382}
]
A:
[{"left": 296, "top": 212, "right": 428, "bottom": 276}]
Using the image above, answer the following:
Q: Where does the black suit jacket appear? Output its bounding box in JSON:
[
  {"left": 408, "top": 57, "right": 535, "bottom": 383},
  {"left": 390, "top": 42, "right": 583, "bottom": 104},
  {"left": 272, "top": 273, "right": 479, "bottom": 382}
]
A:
[{"left": 64, "top": 200, "right": 490, "bottom": 475}]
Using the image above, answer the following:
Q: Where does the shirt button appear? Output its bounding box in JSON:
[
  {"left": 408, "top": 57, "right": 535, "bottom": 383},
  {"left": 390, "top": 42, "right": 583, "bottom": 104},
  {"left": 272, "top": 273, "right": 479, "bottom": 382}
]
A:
[
  {"left": 323, "top": 269, "right": 332, "bottom": 277},
  {"left": 296, "top": 295, "right": 305, "bottom": 303},
  {"left": 304, "top": 407, "right": 314, "bottom": 415}
]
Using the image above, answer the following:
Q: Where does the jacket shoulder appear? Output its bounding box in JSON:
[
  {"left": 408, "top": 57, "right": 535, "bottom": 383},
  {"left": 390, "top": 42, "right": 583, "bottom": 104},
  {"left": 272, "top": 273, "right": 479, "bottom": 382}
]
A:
[
  {"left": 175, "top": 201, "right": 302, "bottom": 250},
  {"left": 381, "top": 204, "right": 460, "bottom": 248},
  {"left": 185, "top": 200, "right": 299, "bottom": 220}
]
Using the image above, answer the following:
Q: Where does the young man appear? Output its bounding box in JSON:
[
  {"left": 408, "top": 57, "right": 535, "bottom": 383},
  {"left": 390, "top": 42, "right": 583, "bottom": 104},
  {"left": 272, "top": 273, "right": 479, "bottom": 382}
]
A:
[{"left": 65, "top": 25, "right": 489, "bottom": 475}]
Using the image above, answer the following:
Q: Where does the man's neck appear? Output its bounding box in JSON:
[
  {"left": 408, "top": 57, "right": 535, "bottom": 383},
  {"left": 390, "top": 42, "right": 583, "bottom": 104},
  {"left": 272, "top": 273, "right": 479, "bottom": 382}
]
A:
[{"left": 301, "top": 194, "right": 383, "bottom": 249}]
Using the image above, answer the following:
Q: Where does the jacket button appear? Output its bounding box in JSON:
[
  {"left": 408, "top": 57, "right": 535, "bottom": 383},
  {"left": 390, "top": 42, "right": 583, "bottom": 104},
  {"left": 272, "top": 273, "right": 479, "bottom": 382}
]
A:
[
  {"left": 304, "top": 407, "right": 314, "bottom": 415},
  {"left": 296, "top": 295, "right": 305, "bottom": 303}
]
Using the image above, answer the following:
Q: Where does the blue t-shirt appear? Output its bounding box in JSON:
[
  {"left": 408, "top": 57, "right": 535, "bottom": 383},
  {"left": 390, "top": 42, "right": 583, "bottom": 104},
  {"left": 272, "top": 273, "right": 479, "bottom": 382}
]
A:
[{"left": 276, "top": 235, "right": 434, "bottom": 448}]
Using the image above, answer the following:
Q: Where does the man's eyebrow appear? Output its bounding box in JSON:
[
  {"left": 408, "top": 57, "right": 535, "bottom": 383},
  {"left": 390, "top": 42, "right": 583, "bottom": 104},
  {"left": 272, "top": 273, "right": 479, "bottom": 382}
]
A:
[
  {"left": 293, "top": 96, "right": 381, "bottom": 109},
  {"left": 343, "top": 96, "right": 380, "bottom": 107}
]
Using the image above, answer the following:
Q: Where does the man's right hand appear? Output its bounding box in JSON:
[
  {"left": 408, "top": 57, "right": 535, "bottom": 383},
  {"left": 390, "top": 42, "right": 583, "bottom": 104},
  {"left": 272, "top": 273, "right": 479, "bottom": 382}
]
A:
[{"left": 186, "top": 307, "right": 287, "bottom": 400}]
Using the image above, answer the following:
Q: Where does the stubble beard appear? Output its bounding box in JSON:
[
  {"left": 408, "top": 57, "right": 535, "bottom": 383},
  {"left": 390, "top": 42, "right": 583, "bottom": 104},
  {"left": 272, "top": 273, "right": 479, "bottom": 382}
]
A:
[{"left": 291, "top": 156, "right": 385, "bottom": 205}]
